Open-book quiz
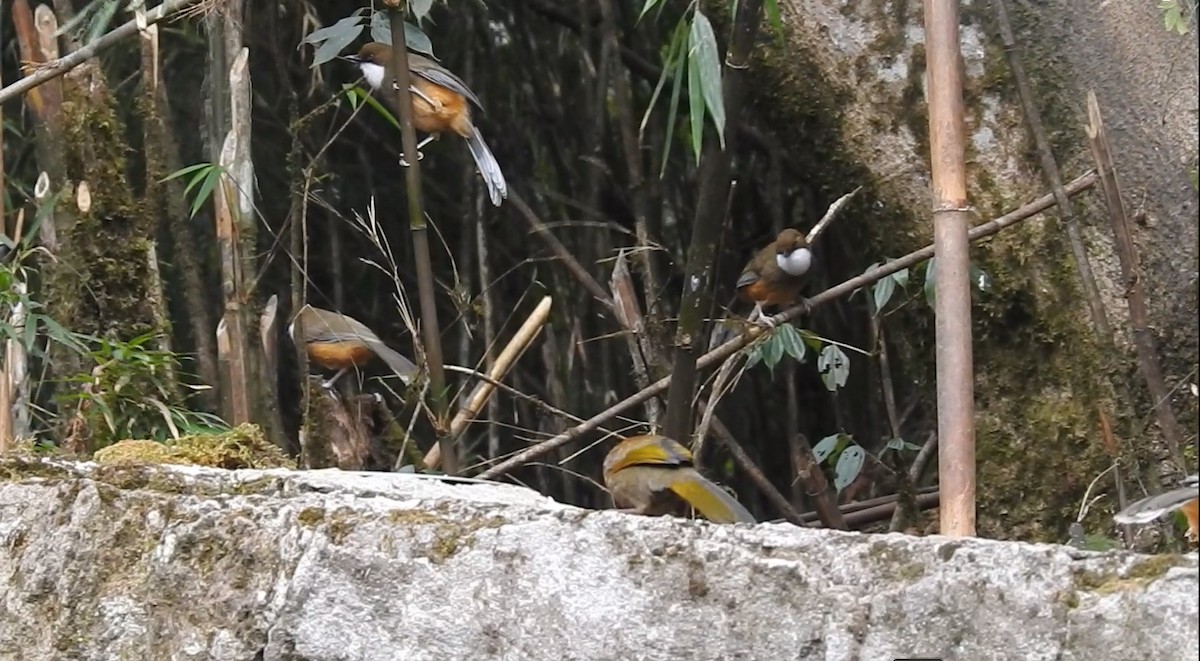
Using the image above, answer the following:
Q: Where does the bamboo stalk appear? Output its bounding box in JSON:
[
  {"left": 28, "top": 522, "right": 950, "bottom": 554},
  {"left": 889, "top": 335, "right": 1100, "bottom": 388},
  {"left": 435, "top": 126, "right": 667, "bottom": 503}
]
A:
[
  {"left": 662, "top": 0, "right": 765, "bottom": 444},
  {"left": 383, "top": 4, "right": 456, "bottom": 474},
  {"left": 924, "top": 0, "right": 977, "bottom": 537}
]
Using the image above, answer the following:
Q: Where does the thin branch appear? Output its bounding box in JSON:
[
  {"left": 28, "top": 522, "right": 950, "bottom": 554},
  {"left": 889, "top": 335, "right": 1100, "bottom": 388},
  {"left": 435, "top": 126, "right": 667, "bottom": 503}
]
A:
[
  {"left": 706, "top": 413, "right": 807, "bottom": 527},
  {"left": 0, "top": 0, "right": 207, "bottom": 106},
  {"left": 806, "top": 186, "right": 861, "bottom": 245},
  {"left": 1086, "top": 92, "right": 1187, "bottom": 472},
  {"left": 477, "top": 171, "right": 1099, "bottom": 480},
  {"left": 993, "top": 0, "right": 1112, "bottom": 343}
]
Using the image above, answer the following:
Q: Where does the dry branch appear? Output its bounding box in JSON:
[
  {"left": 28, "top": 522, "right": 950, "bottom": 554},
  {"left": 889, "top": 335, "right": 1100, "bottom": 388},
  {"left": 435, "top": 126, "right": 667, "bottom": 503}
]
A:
[
  {"left": 424, "top": 296, "right": 554, "bottom": 469},
  {"left": 993, "top": 0, "right": 1112, "bottom": 343},
  {"left": 477, "top": 171, "right": 1098, "bottom": 480},
  {"left": 1085, "top": 92, "right": 1187, "bottom": 472},
  {"left": 0, "top": 0, "right": 208, "bottom": 106}
]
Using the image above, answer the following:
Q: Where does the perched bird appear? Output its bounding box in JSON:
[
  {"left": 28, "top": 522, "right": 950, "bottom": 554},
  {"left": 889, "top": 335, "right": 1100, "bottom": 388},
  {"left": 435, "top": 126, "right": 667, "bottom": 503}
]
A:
[
  {"left": 1113, "top": 473, "right": 1199, "bottom": 544},
  {"left": 341, "top": 42, "right": 507, "bottom": 206},
  {"left": 602, "top": 434, "right": 755, "bottom": 524},
  {"left": 289, "top": 304, "right": 418, "bottom": 389},
  {"left": 735, "top": 228, "right": 814, "bottom": 327}
]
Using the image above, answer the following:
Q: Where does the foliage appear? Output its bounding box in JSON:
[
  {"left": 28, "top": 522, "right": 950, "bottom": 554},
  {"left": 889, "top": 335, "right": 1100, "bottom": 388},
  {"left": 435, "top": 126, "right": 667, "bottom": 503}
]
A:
[
  {"left": 303, "top": 8, "right": 434, "bottom": 66},
  {"left": 1157, "top": 0, "right": 1196, "bottom": 34},
  {"left": 58, "top": 332, "right": 227, "bottom": 447},
  {"left": 160, "top": 163, "right": 224, "bottom": 219},
  {"left": 638, "top": 1, "right": 728, "bottom": 169}
]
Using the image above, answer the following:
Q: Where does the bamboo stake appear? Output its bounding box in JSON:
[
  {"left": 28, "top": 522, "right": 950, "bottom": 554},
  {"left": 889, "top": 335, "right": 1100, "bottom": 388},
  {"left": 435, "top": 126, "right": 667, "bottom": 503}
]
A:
[
  {"left": 924, "top": 0, "right": 977, "bottom": 537},
  {"left": 424, "top": 297, "right": 554, "bottom": 468}
]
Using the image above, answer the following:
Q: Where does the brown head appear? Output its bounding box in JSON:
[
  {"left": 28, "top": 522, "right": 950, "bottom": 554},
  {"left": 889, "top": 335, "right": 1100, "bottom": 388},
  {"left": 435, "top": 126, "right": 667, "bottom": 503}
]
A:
[
  {"left": 345, "top": 42, "right": 392, "bottom": 66},
  {"left": 772, "top": 228, "right": 808, "bottom": 254}
]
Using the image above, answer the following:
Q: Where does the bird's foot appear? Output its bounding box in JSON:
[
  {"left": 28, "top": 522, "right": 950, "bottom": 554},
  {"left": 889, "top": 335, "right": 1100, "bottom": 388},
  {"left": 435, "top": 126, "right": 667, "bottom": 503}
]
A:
[
  {"left": 748, "top": 303, "right": 777, "bottom": 329},
  {"left": 398, "top": 151, "right": 426, "bottom": 167},
  {"left": 795, "top": 296, "right": 813, "bottom": 315}
]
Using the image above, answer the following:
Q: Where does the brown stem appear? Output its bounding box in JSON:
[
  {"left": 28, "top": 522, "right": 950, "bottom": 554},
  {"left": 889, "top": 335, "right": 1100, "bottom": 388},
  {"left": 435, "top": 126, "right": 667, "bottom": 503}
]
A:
[
  {"left": 706, "top": 414, "right": 807, "bottom": 527},
  {"left": 1085, "top": 92, "right": 1187, "bottom": 472},
  {"left": 790, "top": 433, "right": 849, "bottom": 530}
]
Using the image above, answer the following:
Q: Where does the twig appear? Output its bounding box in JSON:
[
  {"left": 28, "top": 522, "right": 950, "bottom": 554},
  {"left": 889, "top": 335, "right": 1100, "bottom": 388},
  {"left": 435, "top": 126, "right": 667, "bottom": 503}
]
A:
[
  {"left": 692, "top": 352, "right": 746, "bottom": 462},
  {"left": 511, "top": 191, "right": 613, "bottom": 308},
  {"left": 0, "top": 0, "right": 206, "bottom": 106},
  {"left": 476, "top": 171, "right": 1099, "bottom": 480},
  {"left": 425, "top": 296, "right": 554, "bottom": 468},
  {"left": 611, "top": 250, "right": 662, "bottom": 426},
  {"left": 889, "top": 431, "right": 938, "bottom": 531},
  {"left": 993, "top": 0, "right": 1112, "bottom": 343},
  {"left": 805, "top": 186, "right": 861, "bottom": 245},
  {"left": 1086, "top": 92, "right": 1187, "bottom": 472},
  {"left": 789, "top": 433, "right": 848, "bottom": 530}
]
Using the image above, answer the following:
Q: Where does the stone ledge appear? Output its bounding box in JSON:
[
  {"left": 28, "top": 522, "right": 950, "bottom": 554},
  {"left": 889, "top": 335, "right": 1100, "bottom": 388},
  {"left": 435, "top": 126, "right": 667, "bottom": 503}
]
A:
[{"left": 1, "top": 458, "right": 1196, "bottom": 661}]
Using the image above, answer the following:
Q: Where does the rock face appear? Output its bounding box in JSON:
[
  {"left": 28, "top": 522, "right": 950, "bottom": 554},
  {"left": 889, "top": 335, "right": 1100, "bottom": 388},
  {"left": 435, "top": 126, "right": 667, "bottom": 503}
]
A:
[{"left": 0, "top": 459, "right": 1196, "bottom": 661}]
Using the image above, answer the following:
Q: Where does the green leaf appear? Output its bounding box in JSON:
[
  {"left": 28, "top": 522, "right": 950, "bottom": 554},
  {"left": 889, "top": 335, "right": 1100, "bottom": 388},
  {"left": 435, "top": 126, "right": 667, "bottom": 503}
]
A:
[
  {"left": 923, "top": 257, "right": 937, "bottom": 307},
  {"left": 369, "top": 13, "right": 435, "bottom": 58},
  {"left": 818, "top": 344, "right": 850, "bottom": 391},
  {"left": 761, "top": 331, "right": 785, "bottom": 371},
  {"left": 798, "top": 328, "right": 824, "bottom": 352},
  {"left": 872, "top": 276, "right": 895, "bottom": 313},
  {"left": 686, "top": 31, "right": 705, "bottom": 163},
  {"left": 640, "top": 19, "right": 686, "bottom": 142},
  {"left": 189, "top": 167, "right": 222, "bottom": 219},
  {"left": 777, "top": 324, "right": 807, "bottom": 362},
  {"left": 689, "top": 11, "right": 726, "bottom": 150},
  {"left": 359, "top": 87, "right": 403, "bottom": 131},
  {"left": 833, "top": 445, "right": 865, "bottom": 492},
  {"left": 160, "top": 162, "right": 212, "bottom": 184},
  {"left": 638, "top": 0, "right": 664, "bottom": 22},
  {"left": 892, "top": 267, "right": 909, "bottom": 288},
  {"left": 307, "top": 16, "right": 365, "bottom": 68},
  {"left": 811, "top": 434, "right": 840, "bottom": 464},
  {"left": 659, "top": 22, "right": 690, "bottom": 179},
  {"left": 764, "top": 0, "right": 784, "bottom": 36}
]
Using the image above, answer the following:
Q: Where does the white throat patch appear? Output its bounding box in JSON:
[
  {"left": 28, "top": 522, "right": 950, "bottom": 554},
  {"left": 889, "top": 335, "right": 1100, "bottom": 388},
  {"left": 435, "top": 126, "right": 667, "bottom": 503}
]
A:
[
  {"left": 359, "top": 62, "right": 386, "bottom": 90},
  {"left": 776, "top": 247, "right": 812, "bottom": 277}
]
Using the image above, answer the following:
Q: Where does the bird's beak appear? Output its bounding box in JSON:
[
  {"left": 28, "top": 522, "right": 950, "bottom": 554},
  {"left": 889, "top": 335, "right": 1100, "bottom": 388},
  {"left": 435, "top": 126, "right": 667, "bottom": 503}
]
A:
[{"left": 339, "top": 54, "right": 363, "bottom": 63}]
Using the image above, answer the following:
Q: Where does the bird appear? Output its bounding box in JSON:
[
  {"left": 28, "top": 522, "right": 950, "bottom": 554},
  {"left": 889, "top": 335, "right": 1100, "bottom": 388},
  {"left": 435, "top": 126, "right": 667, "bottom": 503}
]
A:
[
  {"left": 735, "top": 227, "right": 814, "bottom": 327},
  {"left": 602, "top": 433, "right": 756, "bottom": 524},
  {"left": 1113, "top": 473, "right": 1199, "bottom": 544},
  {"left": 341, "top": 42, "right": 507, "bottom": 207},
  {"left": 288, "top": 304, "right": 419, "bottom": 390}
]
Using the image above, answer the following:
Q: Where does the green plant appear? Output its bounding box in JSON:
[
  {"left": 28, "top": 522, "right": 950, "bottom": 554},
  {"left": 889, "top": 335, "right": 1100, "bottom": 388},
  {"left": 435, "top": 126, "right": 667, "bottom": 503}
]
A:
[
  {"left": 58, "top": 332, "right": 228, "bottom": 446},
  {"left": 1158, "top": 0, "right": 1196, "bottom": 34}
]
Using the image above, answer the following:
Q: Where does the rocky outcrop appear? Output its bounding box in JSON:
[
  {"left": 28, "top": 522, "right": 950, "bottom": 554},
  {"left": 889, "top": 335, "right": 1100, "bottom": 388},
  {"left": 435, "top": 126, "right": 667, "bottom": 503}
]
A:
[{"left": 1, "top": 458, "right": 1196, "bottom": 660}]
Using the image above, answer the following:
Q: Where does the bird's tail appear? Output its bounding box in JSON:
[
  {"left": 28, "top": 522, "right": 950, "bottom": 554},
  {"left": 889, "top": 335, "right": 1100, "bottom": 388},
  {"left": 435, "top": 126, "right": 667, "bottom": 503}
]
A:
[
  {"left": 669, "top": 473, "right": 757, "bottom": 524},
  {"left": 466, "top": 127, "right": 507, "bottom": 207},
  {"left": 367, "top": 341, "right": 419, "bottom": 385},
  {"left": 1113, "top": 483, "right": 1200, "bottom": 524}
]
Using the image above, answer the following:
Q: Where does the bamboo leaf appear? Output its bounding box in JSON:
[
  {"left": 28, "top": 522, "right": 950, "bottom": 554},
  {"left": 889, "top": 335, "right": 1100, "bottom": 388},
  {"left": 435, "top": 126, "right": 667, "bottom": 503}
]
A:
[
  {"left": 686, "top": 31, "right": 705, "bottom": 163},
  {"left": 872, "top": 276, "right": 895, "bottom": 313},
  {"left": 689, "top": 10, "right": 726, "bottom": 150},
  {"left": 638, "top": 0, "right": 664, "bottom": 22},
  {"left": 659, "top": 22, "right": 689, "bottom": 178},
  {"left": 818, "top": 344, "right": 850, "bottom": 391},
  {"left": 307, "top": 16, "right": 365, "bottom": 67}
]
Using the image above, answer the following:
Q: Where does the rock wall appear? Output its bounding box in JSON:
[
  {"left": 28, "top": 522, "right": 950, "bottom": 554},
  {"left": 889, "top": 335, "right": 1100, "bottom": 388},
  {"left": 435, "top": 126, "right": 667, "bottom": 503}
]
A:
[{"left": 1, "top": 459, "right": 1196, "bottom": 661}]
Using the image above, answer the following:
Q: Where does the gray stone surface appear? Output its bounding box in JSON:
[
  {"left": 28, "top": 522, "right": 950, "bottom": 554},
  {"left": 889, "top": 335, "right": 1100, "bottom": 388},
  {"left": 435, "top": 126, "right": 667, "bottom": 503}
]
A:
[{"left": 0, "top": 458, "right": 1196, "bottom": 661}]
